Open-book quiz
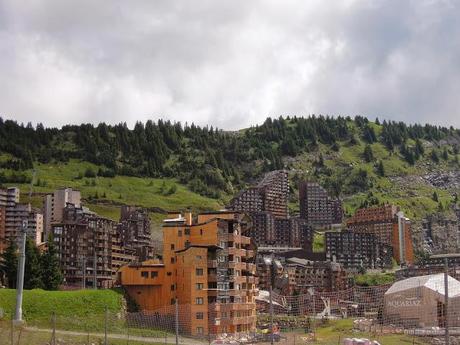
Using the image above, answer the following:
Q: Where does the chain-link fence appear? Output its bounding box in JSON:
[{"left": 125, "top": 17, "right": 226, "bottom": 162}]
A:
[{"left": 4, "top": 273, "right": 460, "bottom": 344}]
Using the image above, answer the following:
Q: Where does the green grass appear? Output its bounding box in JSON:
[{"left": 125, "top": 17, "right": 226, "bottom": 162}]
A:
[
  {"left": 0, "top": 289, "right": 167, "bottom": 337},
  {"left": 354, "top": 272, "right": 396, "bottom": 286},
  {"left": 4, "top": 159, "right": 223, "bottom": 221},
  {"left": 0, "top": 321, "right": 165, "bottom": 345},
  {"left": 313, "top": 232, "right": 325, "bottom": 253},
  {"left": 0, "top": 288, "right": 122, "bottom": 324},
  {"left": 313, "top": 319, "right": 429, "bottom": 345}
]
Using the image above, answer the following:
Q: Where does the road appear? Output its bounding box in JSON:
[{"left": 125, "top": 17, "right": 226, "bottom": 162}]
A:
[{"left": 25, "top": 326, "right": 208, "bottom": 345}]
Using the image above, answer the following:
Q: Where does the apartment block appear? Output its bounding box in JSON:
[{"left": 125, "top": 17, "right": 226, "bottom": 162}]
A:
[
  {"left": 0, "top": 187, "right": 43, "bottom": 252},
  {"left": 119, "top": 211, "right": 258, "bottom": 337},
  {"left": 52, "top": 203, "right": 143, "bottom": 288},
  {"left": 117, "top": 206, "right": 154, "bottom": 261},
  {"left": 283, "top": 257, "right": 351, "bottom": 294},
  {"left": 347, "top": 205, "right": 414, "bottom": 265},
  {"left": 299, "top": 181, "right": 343, "bottom": 228},
  {"left": 274, "top": 217, "right": 313, "bottom": 250},
  {"left": 43, "top": 187, "right": 81, "bottom": 237},
  {"left": 229, "top": 170, "right": 289, "bottom": 219},
  {"left": 325, "top": 230, "right": 393, "bottom": 270}
]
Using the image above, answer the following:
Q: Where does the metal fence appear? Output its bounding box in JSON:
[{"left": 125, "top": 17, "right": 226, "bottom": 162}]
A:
[{"left": 3, "top": 276, "right": 460, "bottom": 344}]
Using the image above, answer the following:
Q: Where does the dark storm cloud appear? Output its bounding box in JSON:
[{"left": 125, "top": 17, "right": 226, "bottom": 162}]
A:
[{"left": 1, "top": 0, "right": 459, "bottom": 129}]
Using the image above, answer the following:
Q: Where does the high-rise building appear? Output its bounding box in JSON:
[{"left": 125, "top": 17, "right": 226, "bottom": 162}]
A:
[
  {"left": 283, "top": 257, "right": 351, "bottom": 294},
  {"left": 325, "top": 230, "right": 393, "bottom": 270},
  {"left": 346, "top": 204, "right": 414, "bottom": 265},
  {"left": 0, "top": 187, "right": 43, "bottom": 252},
  {"left": 43, "top": 187, "right": 81, "bottom": 237},
  {"left": 117, "top": 206, "right": 153, "bottom": 261},
  {"left": 299, "top": 181, "right": 343, "bottom": 228},
  {"left": 229, "top": 170, "right": 299, "bottom": 249},
  {"left": 229, "top": 170, "right": 289, "bottom": 219},
  {"left": 119, "top": 211, "right": 258, "bottom": 337}
]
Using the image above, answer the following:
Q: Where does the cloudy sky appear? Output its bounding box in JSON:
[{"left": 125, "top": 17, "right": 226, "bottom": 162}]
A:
[{"left": 1, "top": 0, "right": 460, "bottom": 130}]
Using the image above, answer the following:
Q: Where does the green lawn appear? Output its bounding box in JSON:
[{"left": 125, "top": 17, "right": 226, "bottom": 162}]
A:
[
  {"left": 313, "top": 319, "right": 429, "bottom": 345},
  {"left": 0, "top": 289, "right": 122, "bottom": 328},
  {"left": 0, "top": 288, "right": 168, "bottom": 337}
]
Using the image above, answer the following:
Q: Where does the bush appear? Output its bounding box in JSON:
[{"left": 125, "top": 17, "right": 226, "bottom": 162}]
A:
[{"left": 84, "top": 167, "right": 96, "bottom": 178}]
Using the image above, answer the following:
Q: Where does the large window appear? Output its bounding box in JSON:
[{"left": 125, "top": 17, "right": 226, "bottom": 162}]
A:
[
  {"left": 195, "top": 297, "right": 204, "bottom": 305},
  {"left": 196, "top": 283, "right": 204, "bottom": 290},
  {"left": 151, "top": 271, "right": 158, "bottom": 278},
  {"left": 141, "top": 271, "right": 148, "bottom": 278},
  {"left": 196, "top": 268, "right": 204, "bottom": 276},
  {"left": 196, "top": 312, "right": 204, "bottom": 320}
]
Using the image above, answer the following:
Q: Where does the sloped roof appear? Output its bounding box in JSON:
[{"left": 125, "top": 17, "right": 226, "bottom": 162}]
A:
[{"left": 385, "top": 273, "right": 460, "bottom": 297}]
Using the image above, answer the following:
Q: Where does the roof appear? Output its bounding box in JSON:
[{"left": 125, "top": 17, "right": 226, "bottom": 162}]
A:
[{"left": 385, "top": 273, "right": 460, "bottom": 297}]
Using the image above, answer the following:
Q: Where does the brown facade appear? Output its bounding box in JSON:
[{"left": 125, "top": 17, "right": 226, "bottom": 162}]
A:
[
  {"left": 119, "top": 211, "right": 258, "bottom": 337},
  {"left": 325, "top": 230, "right": 393, "bottom": 270},
  {"left": 347, "top": 205, "right": 414, "bottom": 265},
  {"left": 117, "top": 206, "right": 154, "bottom": 261},
  {"left": 299, "top": 181, "right": 343, "bottom": 228},
  {"left": 0, "top": 187, "right": 43, "bottom": 252},
  {"left": 229, "top": 170, "right": 289, "bottom": 219},
  {"left": 283, "top": 258, "right": 351, "bottom": 294},
  {"left": 52, "top": 204, "right": 144, "bottom": 288}
]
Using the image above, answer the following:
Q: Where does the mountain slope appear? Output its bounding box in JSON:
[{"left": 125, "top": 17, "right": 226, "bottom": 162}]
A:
[{"left": 1, "top": 115, "right": 459, "bottom": 226}]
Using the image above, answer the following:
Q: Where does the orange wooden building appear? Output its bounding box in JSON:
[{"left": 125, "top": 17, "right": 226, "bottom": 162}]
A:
[{"left": 119, "top": 211, "right": 258, "bottom": 337}]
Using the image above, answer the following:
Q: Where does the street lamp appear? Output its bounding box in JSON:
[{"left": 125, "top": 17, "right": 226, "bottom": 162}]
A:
[
  {"left": 14, "top": 219, "right": 28, "bottom": 323},
  {"left": 430, "top": 253, "right": 460, "bottom": 345},
  {"left": 263, "top": 254, "right": 276, "bottom": 345}
]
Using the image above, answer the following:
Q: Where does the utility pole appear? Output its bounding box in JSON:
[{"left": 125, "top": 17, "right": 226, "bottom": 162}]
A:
[
  {"left": 175, "top": 298, "right": 179, "bottom": 345},
  {"left": 444, "top": 257, "right": 449, "bottom": 345},
  {"left": 429, "top": 254, "right": 460, "bottom": 345},
  {"left": 82, "top": 257, "right": 87, "bottom": 289},
  {"left": 14, "top": 220, "right": 28, "bottom": 323},
  {"left": 93, "top": 250, "right": 97, "bottom": 290}
]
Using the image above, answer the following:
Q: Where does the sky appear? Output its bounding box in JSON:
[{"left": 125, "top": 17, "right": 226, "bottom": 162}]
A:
[{"left": 1, "top": 0, "right": 460, "bottom": 130}]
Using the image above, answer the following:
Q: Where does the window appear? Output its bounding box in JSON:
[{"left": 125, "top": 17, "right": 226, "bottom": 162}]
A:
[
  {"left": 167, "top": 272, "right": 172, "bottom": 276},
  {"left": 196, "top": 255, "right": 202, "bottom": 260},
  {"left": 196, "top": 268, "right": 204, "bottom": 276},
  {"left": 185, "top": 228, "right": 190, "bottom": 235},
  {"left": 195, "top": 297, "right": 204, "bottom": 305},
  {"left": 196, "top": 327, "right": 204, "bottom": 335},
  {"left": 151, "top": 271, "right": 158, "bottom": 278},
  {"left": 178, "top": 230, "right": 182, "bottom": 237},
  {"left": 200, "top": 229, "right": 203, "bottom": 235},
  {"left": 170, "top": 244, "right": 175, "bottom": 250},
  {"left": 171, "top": 257, "right": 175, "bottom": 264},
  {"left": 196, "top": 312, "right": 204, "bottom": 320},
  {"left": 171, "top": 284, "right": 175, "bottom": 291},
  {"left": 196, "top": 283, "right": 203, "bottom": 290},
  {"left": 171, "top": 299, "right": 175, "bottom": 305},
  {"left": 141, "top": 271, "right": 148, "bottom": 278}
]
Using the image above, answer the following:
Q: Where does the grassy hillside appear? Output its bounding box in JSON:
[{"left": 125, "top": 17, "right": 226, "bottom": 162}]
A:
[
  {"left": 1, "top": 116, "right": 460, "bottom": 226},
  {"left": 0, "top": 288, "right": 123, "bottom": 331},
  {"left": 3, "top": 159, "right": 224, "bottom": 228}
]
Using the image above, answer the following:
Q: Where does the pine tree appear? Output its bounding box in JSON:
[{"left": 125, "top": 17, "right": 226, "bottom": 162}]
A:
[
  {"left": 430, "top": 150, "right": 439, "bottom": 163},
  {"left": 41, "top": 234, "right": 63, "bottom": 290},
  {"left": 363, "top": 145, "right": 374, "bottom": 162},
  {"left": 24, "top": 238, "right": 43, "bottom": 289},
  {"left": 376, "top": 160, "right": 385, "bottom": 177},
  {"left": 442, "top": 147, "right": 449, "bottom": 160},
  {"left": 0, "top": 240, "right": 18, "bottom": 288}
]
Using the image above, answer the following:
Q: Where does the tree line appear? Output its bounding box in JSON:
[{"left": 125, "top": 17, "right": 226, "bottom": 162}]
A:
[
  {"left": 1, "top": 115, "right": 459, "bottom": 198},
  {"left": 0, "top": 236, "right": 62, "bottom": 290}
]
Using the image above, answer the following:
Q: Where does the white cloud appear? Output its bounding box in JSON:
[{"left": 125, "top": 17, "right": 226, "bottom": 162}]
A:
[{"left": 1, "top": 0, "right": 460, "bottom": 129}]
